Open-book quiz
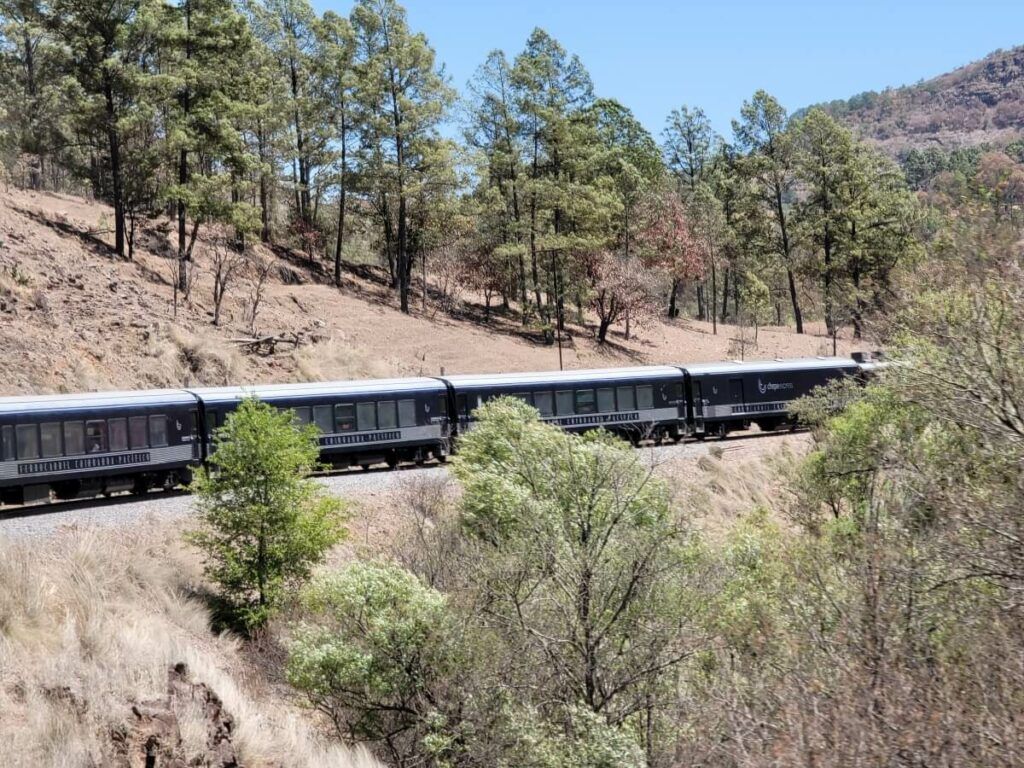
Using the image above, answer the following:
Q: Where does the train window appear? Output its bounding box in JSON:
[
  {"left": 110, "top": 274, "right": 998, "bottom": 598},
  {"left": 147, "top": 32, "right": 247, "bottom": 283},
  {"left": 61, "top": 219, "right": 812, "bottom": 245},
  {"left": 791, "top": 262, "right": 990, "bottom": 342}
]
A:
[
  {"left": 40, "top": 423, "right": 62, "bottom": 458},
  {"left": 64, "top": 422, "right": 85, "bottom": 455},
  {"left": 334, "top": 404, "right": 356, "bottom": 432},
  {"left": 556, "top": 390, "right": 574, "bottom": 416},
  {"left": 575, "top": 389, "right": 597, "bottom": 415},
  {"left": 378, "top": 401, "right": 398, "bottom": 430},
  {"left": 130, "top": 416, "right": 149, "bottom": 449},
  {"left": 512, "top": 392, "right": 533, "bottom": 406},
  {"left": 1, "top": 425, "right": 14, "bottom": 461},
  {"left": 357, "top": 402, "right": 377, "bottom": 431},
  {"left": 293, "top": 407, "right": 312, "bottom": 426},
  {"left": 313, "top": 405, "right": 333, "bottom": 434},
  {"left": 85, "top": 421, "right": 107, "bottom": 453},
  {"left": 597, "top": 388, "right": 615, "bottom": 413},
  {"left": 637, "top": 385, "right": 654, "bottom": 410},
  {"left": 669, "top": 382, "right": 683, "bottom": 401},
  {"left": 436, "top": 396, "right": 447, "bottom": 417},
  {"left": 456, "top": 394, "right": 469, "bottom": 416},
  {"left": 16, "top": 424, "right": 39, "bottom": 459},
  {"left": 616, "top": 386, "right": 636, "bottom": 411},
  {"left": 149, "top": 415, "right": 168, "bottom": 447},
  {"left": 534, "top": 391, "right": 554, "bottom": 417},
  {"left": 108, "top": 418, "right": 128, "bottom": 452},
  {"left": 205, "top": 411, "right": 217, "bottom": 435},
  {"left": 398, "top": 399, "right": 416, "bottom": 428}
]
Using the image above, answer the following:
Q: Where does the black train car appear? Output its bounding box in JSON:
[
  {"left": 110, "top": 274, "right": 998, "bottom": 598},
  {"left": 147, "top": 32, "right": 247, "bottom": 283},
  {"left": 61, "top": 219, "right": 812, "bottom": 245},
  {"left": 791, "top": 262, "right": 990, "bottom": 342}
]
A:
[
  {"left": 190, "top": 378, "right": 451, "bottom": 470},
  {"left": 0, "top": 389, "right": 200, "bottom": 505},
  {"left": 682, "top": 357, "right": 861, "bottom": 438},
  {"left": 440, "top": 366, "right": 687, "bottom": 442}
]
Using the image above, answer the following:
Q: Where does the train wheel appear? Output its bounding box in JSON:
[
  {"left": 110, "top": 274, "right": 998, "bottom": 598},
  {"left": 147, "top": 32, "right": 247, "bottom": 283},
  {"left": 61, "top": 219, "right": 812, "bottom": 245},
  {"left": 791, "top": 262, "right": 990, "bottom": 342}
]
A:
[{"left": 716, "top": 423, "right": 728, "bottom": 440}]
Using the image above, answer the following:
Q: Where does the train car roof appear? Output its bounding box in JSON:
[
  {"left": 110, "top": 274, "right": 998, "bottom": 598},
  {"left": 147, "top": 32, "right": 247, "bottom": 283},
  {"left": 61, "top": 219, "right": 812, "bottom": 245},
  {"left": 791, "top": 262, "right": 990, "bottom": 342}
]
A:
[
  {"left": 682, "top": 357, "right": 861, "bottom": 376},
  {"left": 190, "top": 377, "right": 446, "bottom": 405},
  {"left": 442, "top": 366, "right": 683, "bottom": 389},
  {"left": 0, "top": 388, "right": 196, "bottom": 415}
]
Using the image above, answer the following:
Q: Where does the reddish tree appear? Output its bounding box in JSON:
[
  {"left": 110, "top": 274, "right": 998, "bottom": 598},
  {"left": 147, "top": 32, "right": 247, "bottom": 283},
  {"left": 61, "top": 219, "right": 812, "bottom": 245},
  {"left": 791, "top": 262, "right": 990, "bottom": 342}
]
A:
[
  {"left": 585, "top": 250, "right": 660, "bottom": 344},
  {"left": 636, "top": 189, "right": 705, "bottom": 317}
]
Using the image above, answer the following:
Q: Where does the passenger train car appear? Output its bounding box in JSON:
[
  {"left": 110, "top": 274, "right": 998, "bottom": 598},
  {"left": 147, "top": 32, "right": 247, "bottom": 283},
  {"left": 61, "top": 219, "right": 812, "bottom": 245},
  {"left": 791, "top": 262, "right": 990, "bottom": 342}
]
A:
[
  {"left": 0, "top": 389, "right": 199, "bottom": 505},
  {"left": 191, "top": 378, "right": 451, "bottom": 470},
  {"left": 0, "top": 356, "right": 877, "bottom": 507},
  {"left": 443, "top": 366, "right": 686, "bottom": 442}
]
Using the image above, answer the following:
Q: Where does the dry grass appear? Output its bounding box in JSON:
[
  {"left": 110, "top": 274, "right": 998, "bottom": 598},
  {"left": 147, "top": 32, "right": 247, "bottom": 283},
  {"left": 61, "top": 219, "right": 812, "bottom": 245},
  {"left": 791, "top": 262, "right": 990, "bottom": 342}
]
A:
[
  {"left": 292, "top": 337, "right": 396, "bottom": 382},
  {"left": 0, "top": 524, "right": 381, "bottom": 768},
  {"left": 140, "top": 324, "right": 245, "bottom": 388},
  {"left": 661, "top": 437, "right": 809, "bottom": 542}
]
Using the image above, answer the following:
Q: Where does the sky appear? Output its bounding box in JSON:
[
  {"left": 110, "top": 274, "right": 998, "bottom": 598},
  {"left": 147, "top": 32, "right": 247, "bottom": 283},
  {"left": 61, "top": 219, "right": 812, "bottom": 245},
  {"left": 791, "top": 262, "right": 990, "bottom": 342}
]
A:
[{"left": 314, "top": 0, "right": 1024, "bottom": 139}]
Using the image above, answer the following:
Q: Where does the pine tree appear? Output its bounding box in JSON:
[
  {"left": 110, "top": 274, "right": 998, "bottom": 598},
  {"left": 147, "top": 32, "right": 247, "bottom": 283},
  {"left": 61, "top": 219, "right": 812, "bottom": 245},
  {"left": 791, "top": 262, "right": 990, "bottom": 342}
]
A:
[
  {"left": 0, "top": 0, "right": 66, "bottom": 189},
  {"left": 49, "top": 0, "right": 154, "bottom": 257},
  {"left": 351, "top": 0, "right": 454, "bottom": 313},
  {"left": 663, "top": 104, "right": 716, "bottom": 197},
  {"left": 249, "top": 0, "right": 324, "bottom": 250},
  {"left": 511, "top": 28, "right": 594, "bottom": 337},
  {"left": 465, "top": 49, "right": 528, "bottom": 316},
  {"left": 732, "top": 91, "right": 804, "bottom": 332},
  {"left": 314, "top": 11, "right": 358, "bottom": 287},
  {"left": 162, "top": 0, "right": 257, "bottom": 293}
]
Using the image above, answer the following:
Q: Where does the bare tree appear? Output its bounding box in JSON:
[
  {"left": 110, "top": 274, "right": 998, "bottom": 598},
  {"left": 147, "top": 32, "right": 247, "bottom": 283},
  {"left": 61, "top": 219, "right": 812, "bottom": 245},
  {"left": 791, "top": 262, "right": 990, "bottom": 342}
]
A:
[
  {"left": 585, "top": 250, "right": 660, "bottom": 344},
  {"left": 243, "top": 254, "right": 274, "bottom": 336},
  {"left": 210, "top": 239, "right": 245, "bottom": 326}
]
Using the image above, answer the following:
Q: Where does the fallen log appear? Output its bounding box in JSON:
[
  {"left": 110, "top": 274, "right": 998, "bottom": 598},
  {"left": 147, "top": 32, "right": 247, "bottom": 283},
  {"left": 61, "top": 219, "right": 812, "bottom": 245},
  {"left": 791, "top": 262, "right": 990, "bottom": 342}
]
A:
[{"left": 229, "top": 332, "right": 303, "bottom": 355}]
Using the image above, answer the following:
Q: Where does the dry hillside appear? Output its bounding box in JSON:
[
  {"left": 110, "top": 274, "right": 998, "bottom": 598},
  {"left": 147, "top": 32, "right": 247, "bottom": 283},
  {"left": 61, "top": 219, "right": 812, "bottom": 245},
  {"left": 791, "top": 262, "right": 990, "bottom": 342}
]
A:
[
  {"left": 816, "top": 45, "right": 1024, "bottom": 155},
  {"left": 0, "top": 187, "right": 853, "bottom": 396}
]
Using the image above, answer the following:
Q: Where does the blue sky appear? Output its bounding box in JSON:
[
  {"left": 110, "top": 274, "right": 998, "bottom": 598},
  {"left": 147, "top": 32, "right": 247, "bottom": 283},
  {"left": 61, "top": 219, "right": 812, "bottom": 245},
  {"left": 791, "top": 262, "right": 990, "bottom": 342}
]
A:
[{"left": 315, "top": 0, "right": 1024, "bottom": 140}]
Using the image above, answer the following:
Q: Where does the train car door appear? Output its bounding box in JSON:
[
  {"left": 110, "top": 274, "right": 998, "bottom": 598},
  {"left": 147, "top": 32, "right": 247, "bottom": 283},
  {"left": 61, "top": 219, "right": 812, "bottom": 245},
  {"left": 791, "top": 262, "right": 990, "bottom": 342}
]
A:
[
  {"left": 728, "top": 378, "right": 745, "bottom": 415},
  {"left": 692, "top": 381, "right": 705, "bottom": 433}
]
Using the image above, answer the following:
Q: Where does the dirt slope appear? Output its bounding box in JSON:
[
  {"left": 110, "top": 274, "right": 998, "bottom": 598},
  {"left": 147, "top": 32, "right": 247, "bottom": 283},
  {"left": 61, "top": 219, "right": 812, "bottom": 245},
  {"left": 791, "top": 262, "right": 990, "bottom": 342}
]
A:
[{"left": 0, "top": 187, "right": 852, "bottom": 396}]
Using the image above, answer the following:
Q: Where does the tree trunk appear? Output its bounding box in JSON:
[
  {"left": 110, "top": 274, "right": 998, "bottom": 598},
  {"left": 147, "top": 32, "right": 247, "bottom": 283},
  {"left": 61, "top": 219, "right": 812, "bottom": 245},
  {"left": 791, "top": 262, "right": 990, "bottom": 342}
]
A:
[
  {"left": 668, "top": 278, "right": 680, "bottom": 318},
  {"left": 103, "top": 77, "right": 125, "bottom": 258},
  {"left": 257, "top": 124, "right": 272, "bottom": 243},
  {"left": 774, "top": 181, "right": 804, "bottom": 333},
  {"left": 177, "top": 146, "right": 189, "bottom": 293},
  {"left": 333, "top": 119, "right": 347, "bottom": 288},
  {"left": 23, "top": 30, "right": 41, "bottom": 191},
  {"left": 397, "top": 195, "right": 409, "bottom": 313},
  {"left": 720, "top": 268, "right": 730, "bottom": 323},
  {"left": 710, "top": 260, "right": 718, "bottom": 335}
]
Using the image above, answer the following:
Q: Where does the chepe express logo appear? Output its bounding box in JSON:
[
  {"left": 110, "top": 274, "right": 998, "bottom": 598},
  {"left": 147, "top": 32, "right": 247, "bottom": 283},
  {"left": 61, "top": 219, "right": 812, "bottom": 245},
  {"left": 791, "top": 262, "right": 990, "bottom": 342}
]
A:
[{"left": 758, "top": 378, "right": 794, "bottom": 395}]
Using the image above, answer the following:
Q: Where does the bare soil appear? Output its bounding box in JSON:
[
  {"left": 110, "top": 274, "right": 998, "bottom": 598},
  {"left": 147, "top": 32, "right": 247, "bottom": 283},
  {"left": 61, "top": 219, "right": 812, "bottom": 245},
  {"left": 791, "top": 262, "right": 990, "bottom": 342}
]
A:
[{"left": 0, "top": 187, "right": 855, "bottom": 396}]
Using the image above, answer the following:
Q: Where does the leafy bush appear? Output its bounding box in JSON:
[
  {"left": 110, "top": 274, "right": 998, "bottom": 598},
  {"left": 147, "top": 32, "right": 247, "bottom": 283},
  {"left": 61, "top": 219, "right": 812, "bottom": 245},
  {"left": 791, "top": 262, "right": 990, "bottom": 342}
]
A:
[
  {"left": 188, "top": 397, "right": 347, "bottom": 630},
  {"left": 286, "top": 562, "right": 464, "bottom": 767},
  {"left": 453, "top": 397, "right": 705, "bottom": 739}
]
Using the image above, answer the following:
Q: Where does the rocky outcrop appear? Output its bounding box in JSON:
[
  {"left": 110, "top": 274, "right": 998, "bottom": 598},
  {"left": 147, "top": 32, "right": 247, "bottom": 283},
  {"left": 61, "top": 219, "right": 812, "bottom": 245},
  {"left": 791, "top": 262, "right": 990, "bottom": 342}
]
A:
[{"left": 109, "top": 663, "right": 240, "bottom": 768}]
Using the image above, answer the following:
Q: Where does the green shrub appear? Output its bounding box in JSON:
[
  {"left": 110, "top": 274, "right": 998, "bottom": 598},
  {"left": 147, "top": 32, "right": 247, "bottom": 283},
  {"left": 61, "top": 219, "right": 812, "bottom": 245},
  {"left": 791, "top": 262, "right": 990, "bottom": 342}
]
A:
[
  {"left": 188, "top": 397, "right": 347, "bottom": 630},
  {"left": 286, "top": 562, "right": 463, "bottom": 766}
]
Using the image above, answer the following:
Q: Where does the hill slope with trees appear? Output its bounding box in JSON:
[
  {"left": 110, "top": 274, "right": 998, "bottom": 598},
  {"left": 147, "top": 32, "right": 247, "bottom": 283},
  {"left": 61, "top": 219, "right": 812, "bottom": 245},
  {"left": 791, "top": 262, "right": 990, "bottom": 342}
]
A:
[{"left": 813, "top": 45, "right": 1024, "bottom": 155}]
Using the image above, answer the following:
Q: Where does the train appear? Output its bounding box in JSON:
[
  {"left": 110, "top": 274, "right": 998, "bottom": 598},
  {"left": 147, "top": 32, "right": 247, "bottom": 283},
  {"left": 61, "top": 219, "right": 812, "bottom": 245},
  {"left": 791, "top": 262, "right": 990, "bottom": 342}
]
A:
[{"left": 0, "top": 355, "right": 878, "bottom": 507}]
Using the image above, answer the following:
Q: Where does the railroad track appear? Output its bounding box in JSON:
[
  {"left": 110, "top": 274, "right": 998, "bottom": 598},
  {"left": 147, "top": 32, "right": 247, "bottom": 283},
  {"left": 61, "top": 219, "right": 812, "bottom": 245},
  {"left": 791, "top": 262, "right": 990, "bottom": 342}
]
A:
[{"left": 0, "top": 429, "right": 804, "bottom": 539}]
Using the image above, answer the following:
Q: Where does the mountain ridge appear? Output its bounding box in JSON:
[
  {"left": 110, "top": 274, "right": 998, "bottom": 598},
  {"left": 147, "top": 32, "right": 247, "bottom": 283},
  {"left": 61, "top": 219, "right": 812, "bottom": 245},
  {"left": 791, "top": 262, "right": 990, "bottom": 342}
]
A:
[{"left": 807, "top": 44, "right": 1024, "bottom": 156}]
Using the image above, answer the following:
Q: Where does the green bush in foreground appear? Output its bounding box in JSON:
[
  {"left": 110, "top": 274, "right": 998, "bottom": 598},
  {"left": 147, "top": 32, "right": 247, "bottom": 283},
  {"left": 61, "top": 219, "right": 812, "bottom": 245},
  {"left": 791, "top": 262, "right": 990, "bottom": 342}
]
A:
[
  {"left": 286, "top": 561, "right": 463, "bottom": 766},
  {"left": 188, "top": 397, "right": 347, "bottom": 630}
]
